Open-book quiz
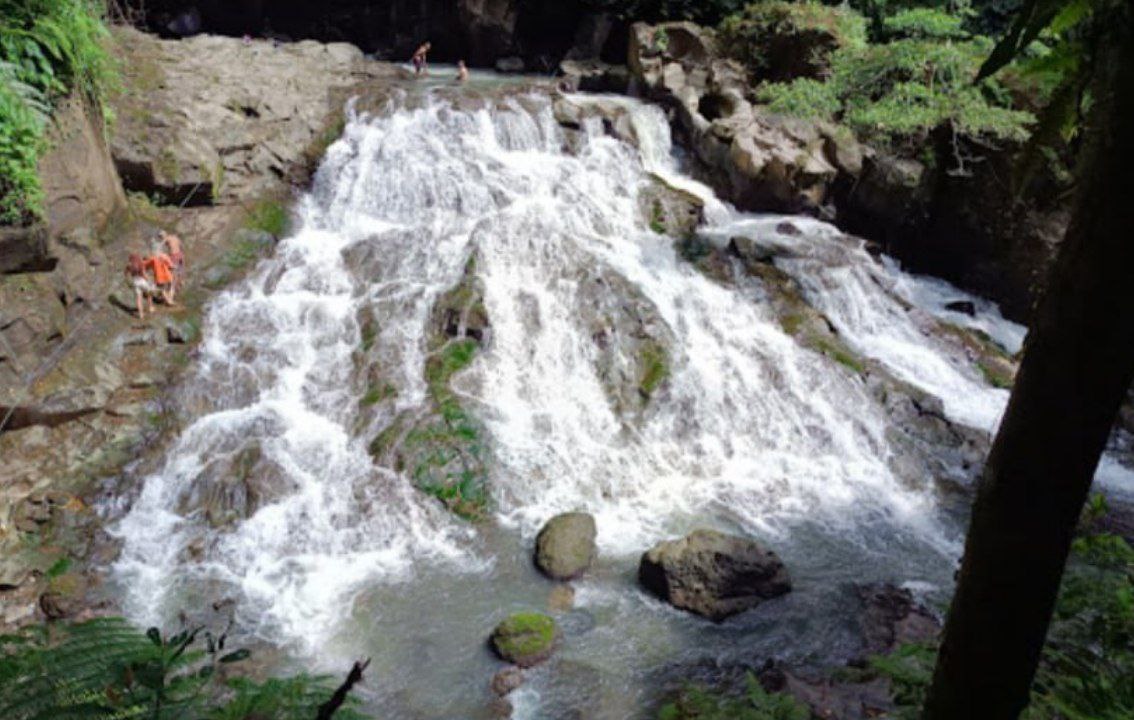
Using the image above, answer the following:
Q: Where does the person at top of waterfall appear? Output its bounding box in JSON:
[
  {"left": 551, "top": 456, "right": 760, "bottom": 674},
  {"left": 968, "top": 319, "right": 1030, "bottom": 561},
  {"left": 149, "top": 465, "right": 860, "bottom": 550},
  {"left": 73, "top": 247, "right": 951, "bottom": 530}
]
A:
[
  {"left": 124, "top": 253, "right": 156, "bottom": 320},
  {"left": 160, "top": 229, "right": 185, "bottom": 294},
  {"left": 411, "top": 42, "right": 431, "bottom": 75},
  {"left": 144, "top": 241, "right": 178, "bottom": 307},
  {"left": 456, "top": 60, "right": 469, "bottom": 83}
]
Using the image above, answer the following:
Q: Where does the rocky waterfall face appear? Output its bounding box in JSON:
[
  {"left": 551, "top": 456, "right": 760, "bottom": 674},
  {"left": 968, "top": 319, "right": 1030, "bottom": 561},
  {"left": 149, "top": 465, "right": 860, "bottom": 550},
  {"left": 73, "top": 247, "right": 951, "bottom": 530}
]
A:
[{"left": 107, "top": 84, "right": 1029, "bottom": 717}]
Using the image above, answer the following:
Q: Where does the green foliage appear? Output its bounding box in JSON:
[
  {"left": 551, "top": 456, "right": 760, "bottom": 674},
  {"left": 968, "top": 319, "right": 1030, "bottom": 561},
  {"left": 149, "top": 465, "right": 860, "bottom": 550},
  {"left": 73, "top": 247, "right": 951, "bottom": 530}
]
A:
[
  {"left": 424, "top": 339, "right": 478, "bottom": 396},
  {"left": 0, "top": 0, "right": 116, "bottom": 224},
  {"left": 0, "top": 616, "right": 362, "bottom": 716},
  {"left": 639, "top": 340, "right": 670, "bottom": 397},
  {"left": 874, "top": 524, "right": 1134, "bottom": 719},
  {"left": 409, "top": 339, "right": 489, "bottom": 520},
  {"left": 1023, "top": 531, "right": 1134, "bottom": 719},
  {"left": 869, "top": 641, "right": 937, "bottom": 718},
  {"left": 0, "top": 62, "right": 48, "bottom": 223},
  {"left": 360, "top": 382, "right": 396, "bottom": 407},
  {"left": 0, "top": 618, "right": 366, "bottom": 720},
  {"left": 755, "top": 32, "right": 1034, "bottom": 143},
  {"left": 244, "top": 198, "right": 290, "bottom": 238},
  {"left": 882, "top": 8, "right": 970, "bottom": 39},
  {"left": 658, "top": 673, "right": 810, "bottom": 720},
  {"left": 756, "top": 77, "right": 840, "bottom": 119},
  {"left": 719, "top": 2, "right": 868, "bottom": 80}
]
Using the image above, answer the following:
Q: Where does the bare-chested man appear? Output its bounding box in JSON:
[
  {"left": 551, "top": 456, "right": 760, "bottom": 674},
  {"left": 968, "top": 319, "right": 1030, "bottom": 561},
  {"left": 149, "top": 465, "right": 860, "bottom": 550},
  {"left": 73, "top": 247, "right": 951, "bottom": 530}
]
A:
[{"left": 411, "top": 41, "right": 431, "bottom": 76}]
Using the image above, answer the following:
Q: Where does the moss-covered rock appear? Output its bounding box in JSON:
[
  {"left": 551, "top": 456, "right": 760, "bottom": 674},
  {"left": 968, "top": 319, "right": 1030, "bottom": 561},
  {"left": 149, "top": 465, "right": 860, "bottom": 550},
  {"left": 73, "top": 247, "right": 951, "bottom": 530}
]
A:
[
  {"left": 534, "top": 512, "right": 597, "bottom": 581},
  {"left": 640, "top": 173, "right": 705, "bottom": 240},
  {"left": 490, "top": 612, "right": 558, "bottom": 667},
  {"left": 365, "top": 253, "right": 492, "bottom": 521}
]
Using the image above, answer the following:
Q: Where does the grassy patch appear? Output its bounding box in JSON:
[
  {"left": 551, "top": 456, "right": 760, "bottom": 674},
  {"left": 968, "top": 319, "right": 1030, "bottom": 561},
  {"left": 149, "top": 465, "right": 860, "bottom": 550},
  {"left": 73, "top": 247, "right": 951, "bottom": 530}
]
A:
[
  {"left": 425, "top": 339, "right": 478, "bottom": 399},
  {"left": 223, "top": 238, "right": 264, "bottom": 270},
  {"left": 244, "top": 197, "right": 290, "bottom": 238},
  {"left": 360, "top": 323, "right": 377, "bottom": 353},
  {"left": 978, "top": 359, "right": 1013, "bottom": 389},
  {"left": 813, "top": 336, "right": 866, "bottom": 374},
  {"left": 779, "top": 312, "right": 806, "bottom": 337},
  {"left": 639, "top": 341, "right": 670, "bottom": 398},
  {"left": 360, "top": 382, "right": 397, "bottom": 406}
]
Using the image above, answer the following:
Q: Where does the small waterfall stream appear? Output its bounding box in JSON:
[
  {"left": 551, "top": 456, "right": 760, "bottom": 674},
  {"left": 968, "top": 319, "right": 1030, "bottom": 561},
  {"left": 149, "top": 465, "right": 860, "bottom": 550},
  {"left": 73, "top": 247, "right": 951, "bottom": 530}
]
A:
[{"left": 109, "top": 84, "right": 1039, "bottom": 717}]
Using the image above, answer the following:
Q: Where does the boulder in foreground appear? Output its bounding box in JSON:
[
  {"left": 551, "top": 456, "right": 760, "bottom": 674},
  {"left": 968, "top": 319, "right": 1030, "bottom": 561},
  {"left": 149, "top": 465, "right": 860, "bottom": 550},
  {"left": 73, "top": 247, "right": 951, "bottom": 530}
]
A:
[
  {"left": 534, "top": 512, "right": 597, "bottom": 580},
  {"left": 639, "top": 529, "right": 791, "bottom": 621}
]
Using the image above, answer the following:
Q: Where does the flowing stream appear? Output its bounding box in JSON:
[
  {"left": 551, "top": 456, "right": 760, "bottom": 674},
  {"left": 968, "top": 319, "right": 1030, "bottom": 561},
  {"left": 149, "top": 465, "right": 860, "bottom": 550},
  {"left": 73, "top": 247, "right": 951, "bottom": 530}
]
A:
[{"left": 108, "top": 82, "right": 1043, "bottom": 717}]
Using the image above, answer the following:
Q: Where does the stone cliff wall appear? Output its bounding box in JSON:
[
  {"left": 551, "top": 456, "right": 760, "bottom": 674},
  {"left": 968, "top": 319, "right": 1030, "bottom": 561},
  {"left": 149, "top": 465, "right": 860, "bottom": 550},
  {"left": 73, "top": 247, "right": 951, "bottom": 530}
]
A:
[{"left": 625, "top": 21, "right": 1066, "bottom": 323}]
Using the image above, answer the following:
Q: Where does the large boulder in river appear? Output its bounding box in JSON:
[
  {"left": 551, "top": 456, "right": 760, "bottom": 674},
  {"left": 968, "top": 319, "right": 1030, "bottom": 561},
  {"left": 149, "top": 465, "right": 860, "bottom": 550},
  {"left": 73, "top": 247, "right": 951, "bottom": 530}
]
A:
[
  {"left": 490, "top": 612, "right": 558, "bottom": 667},
  {"left": 639, "top": 529, "right": 791, "bottom": 621},
  {"left": 534, "top": 512, "right": 597, "bottom": 580}
]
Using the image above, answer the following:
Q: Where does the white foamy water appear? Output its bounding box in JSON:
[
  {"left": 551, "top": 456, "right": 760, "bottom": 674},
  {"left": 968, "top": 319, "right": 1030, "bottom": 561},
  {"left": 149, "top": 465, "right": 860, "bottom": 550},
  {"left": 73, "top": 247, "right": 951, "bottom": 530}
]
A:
[{"left": 110, "top": 87, "right": 1055, "bottom": 714}]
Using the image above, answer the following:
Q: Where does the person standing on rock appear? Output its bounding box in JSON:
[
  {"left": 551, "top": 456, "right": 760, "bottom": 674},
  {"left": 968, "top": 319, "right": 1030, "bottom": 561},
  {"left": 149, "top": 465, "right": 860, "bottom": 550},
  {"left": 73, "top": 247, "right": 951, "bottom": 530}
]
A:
[
  {"left": 125, "top": 253, "right": 156, "bottom": 320},
  {"left": 456, "top": 60, "right": 469, "bottom": 84},
  {"left": 412, "top": 42, "right": 431, "bottom": 76},
  {"left": 161, "top": 230, "right": 185, "bottom": 294},
  {"left": 145, "top": 241, "right": 178, "bottom": 308}
]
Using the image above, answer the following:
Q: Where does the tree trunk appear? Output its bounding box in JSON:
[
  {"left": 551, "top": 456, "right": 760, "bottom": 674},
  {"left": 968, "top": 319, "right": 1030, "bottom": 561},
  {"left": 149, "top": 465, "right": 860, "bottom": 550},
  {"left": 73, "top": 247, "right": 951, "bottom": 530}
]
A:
[{"left": 922, "top": 5, "right": 1134, "bottom": 718}]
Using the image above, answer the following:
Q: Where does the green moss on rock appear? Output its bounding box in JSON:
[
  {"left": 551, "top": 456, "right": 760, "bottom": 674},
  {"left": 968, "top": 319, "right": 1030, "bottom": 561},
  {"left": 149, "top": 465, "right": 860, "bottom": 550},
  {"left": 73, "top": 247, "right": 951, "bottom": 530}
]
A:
[
  {"left": 639, "top": 341, "right": 671, "bottom": 398},
  {"left": 490, "top": 612, "right": 557, "bottom": 667}
]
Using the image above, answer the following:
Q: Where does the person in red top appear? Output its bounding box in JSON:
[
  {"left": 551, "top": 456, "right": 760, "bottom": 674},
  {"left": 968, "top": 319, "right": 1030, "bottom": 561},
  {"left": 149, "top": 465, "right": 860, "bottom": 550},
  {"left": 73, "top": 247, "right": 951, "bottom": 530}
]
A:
[{"left": 145, "top": 241, "right": 177, "bottom": 307}]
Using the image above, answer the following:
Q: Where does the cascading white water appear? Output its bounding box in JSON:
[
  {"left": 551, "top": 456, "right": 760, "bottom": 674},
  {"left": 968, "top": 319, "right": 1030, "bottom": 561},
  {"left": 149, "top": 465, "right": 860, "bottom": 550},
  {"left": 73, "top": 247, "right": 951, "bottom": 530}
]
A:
[{"left": 111, "top": 84, "right": 1043, "bottom": 717}]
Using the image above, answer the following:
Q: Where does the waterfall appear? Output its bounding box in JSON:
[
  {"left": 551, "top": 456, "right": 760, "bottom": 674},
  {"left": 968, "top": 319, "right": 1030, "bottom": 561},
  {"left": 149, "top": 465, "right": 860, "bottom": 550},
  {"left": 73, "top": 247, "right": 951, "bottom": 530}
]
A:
[{"left": 110, "top": 85, "right": 1034, "bottom": 716}]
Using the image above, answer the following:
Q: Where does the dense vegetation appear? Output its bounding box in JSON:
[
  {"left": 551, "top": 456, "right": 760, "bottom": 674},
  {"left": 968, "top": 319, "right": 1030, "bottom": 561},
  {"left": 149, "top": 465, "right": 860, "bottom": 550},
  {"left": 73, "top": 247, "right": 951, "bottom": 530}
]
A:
[
  {"left": 0, "top": 617, "right": 366, "bottom": 719},
  {"left": 880, "top": 514, "right": 1134, "bottom": 718},
  {"left": 0, "top": 0, "right": 115, "bottom": 224},
  {"left": 718, "top": 0, "right": 1047, "bottom": 147}
]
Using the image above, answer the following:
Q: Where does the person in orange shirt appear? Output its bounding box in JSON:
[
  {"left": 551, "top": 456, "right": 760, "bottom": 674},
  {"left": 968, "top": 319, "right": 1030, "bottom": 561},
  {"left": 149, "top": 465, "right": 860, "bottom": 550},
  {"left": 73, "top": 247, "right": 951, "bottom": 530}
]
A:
[
  {"left": 161, "top": 229, "right": 186, "bottom": 294},
  {"left": 145, "top": 241, "right": 177, "bottom": 307}
]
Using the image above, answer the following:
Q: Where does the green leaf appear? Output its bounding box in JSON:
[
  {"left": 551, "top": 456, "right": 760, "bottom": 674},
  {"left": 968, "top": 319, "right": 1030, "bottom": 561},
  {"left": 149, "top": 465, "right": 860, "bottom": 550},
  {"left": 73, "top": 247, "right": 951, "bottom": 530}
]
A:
[{"left": 219, "top": 649, "right": 251, "bottom": 664}]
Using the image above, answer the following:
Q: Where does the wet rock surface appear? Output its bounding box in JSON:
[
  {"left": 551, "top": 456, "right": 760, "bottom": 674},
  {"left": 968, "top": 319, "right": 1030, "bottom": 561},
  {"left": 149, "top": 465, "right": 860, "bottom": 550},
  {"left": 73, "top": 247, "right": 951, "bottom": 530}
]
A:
[
  {"left": 110, "top": 27, "right": 379, "bottom": 205},
  {"left": 0, "top": 30, "right": 389, "bottom": 631},
  {"left": 627, "top": 21, "right": 863, "bottom": 217},
  {"left": 639, "top": 529, "right": 792, "bottom": 621},
  {"left": 534, "top": 512, "right": 597, "bottom": 581}
]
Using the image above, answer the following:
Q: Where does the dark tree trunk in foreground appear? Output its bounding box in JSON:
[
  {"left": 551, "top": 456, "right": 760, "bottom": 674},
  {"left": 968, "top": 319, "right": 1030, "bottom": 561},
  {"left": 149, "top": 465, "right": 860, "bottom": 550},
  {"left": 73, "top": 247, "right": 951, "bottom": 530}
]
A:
[{"left": 923, "top": 5, "right": 1134, "bottom": 719}]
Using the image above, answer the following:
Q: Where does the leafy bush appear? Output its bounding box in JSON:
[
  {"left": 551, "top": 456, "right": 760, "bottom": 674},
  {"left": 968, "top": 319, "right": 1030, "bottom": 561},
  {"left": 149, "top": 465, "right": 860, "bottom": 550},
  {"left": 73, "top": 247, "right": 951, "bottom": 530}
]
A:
[
  {"left": 751, "top": 28, "right": 1033, "bottom": 143},
  {"left": 719, "top": 2, "right": 868, "bottom": 81},
  {"left": 872, "top": 509, "right": 1134, "bottom": 719},
  {"left": 658, "top": 673, "right": 810, "bottom": 719},
  {"left": 0, "top": 617, "right": 367, "bottom": 719},
  {"left": 0, "top": 62, "right": 48, "bottom": 223},
  {"left": 882, "top": 8, "right": 970, "bottom": 39},
  {"left": 0, "top": 0, "right": 116, "bottom": 224}
]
